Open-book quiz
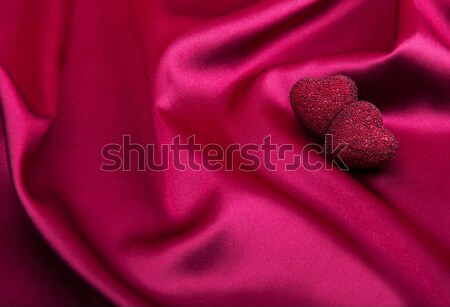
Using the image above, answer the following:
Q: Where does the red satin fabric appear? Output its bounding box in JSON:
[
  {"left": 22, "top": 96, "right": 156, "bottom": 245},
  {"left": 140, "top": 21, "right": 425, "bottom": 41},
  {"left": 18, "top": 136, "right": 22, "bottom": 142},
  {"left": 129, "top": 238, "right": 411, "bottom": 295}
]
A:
[{"left": 1, "top": 0, "right": 449, "bottom": 306}]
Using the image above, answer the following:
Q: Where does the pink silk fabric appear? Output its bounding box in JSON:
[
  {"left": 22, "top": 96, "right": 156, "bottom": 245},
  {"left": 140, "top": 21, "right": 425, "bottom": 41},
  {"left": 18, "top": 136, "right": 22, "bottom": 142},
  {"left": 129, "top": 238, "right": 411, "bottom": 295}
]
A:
[{"left": 0, "top": 0, "right": 449, "bottom": 306}]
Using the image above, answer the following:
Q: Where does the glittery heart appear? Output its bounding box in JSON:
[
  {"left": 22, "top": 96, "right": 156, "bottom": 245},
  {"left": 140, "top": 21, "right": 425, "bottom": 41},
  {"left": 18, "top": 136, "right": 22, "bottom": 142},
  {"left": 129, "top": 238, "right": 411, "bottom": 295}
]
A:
[
  {"left": 290, "top": 75, "right": 358, "bottom": 138},
  {"left": 325, "top": 101, "right": 398, "bottom": 168}
]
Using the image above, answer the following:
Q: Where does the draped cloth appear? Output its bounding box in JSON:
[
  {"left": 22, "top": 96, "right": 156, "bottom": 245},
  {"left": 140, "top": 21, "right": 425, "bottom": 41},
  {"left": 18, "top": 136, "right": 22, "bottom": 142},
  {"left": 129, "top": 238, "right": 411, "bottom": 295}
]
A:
[{"left": 0, "top": 0, "right": 449, "bottom": 305}]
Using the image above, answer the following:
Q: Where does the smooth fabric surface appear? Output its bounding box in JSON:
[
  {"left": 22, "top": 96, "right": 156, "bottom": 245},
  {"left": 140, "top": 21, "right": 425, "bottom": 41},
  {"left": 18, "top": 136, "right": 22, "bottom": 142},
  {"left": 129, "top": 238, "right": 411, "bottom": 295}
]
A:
[{"left": 0, "top": 0, "right": 449, "bottom": 306}]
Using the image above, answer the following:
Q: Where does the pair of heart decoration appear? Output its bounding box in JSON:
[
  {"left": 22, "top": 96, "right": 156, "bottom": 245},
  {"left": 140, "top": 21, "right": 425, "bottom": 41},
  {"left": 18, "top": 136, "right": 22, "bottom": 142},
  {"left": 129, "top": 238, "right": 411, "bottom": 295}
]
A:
[{"left": 290, "top": 75, "right": 398, "bottom": 169}]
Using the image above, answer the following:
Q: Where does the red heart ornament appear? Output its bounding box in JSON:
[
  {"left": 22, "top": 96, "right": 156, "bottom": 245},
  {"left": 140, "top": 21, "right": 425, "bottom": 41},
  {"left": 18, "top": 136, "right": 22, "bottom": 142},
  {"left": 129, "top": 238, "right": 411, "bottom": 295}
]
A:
[
  {"left": 290, "top": 75, "right": 358, "bottom": 137},
  {"left": 325, "top": 101, "right": 398, "bottom": 169}
]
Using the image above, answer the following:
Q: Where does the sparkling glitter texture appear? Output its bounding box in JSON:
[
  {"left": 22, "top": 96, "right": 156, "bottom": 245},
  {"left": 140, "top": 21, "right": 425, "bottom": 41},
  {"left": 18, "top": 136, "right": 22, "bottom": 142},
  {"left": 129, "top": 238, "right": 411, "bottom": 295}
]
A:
[
  {"left": 290, "top": 75, "right": 358, "bottom": 137},
  {"left": 325, "top": 101, "right": 398, "bottom": 168}
]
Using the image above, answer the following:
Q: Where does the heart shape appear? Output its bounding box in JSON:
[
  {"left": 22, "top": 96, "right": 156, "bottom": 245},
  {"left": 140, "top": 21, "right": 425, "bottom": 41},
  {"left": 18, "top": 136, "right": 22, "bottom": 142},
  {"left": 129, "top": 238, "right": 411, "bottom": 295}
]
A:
[
  {"left": 290, "top": 75, "right": 358, "bottom": 137},
  {"left": 325, "top": 101, "right": 398, "bottom": 168}
]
